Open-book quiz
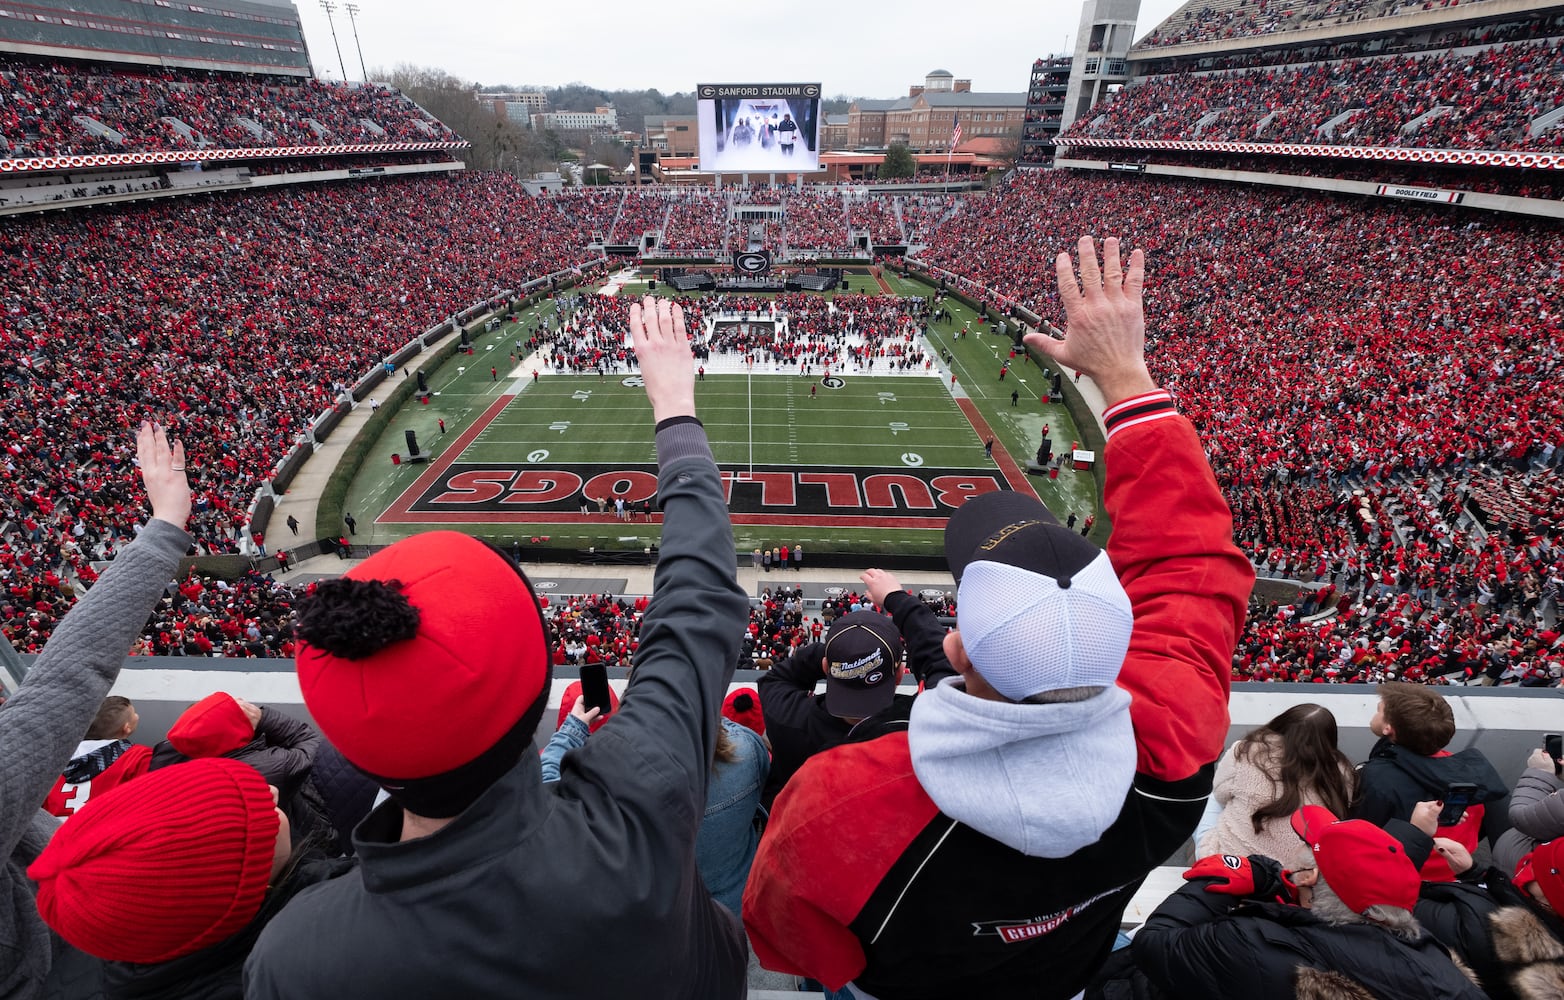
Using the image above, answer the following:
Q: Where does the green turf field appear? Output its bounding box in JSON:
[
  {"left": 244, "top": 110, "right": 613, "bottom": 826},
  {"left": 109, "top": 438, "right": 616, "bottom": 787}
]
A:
[{"left": 337, "top": 274, "right": 1098, "bottom": 559}]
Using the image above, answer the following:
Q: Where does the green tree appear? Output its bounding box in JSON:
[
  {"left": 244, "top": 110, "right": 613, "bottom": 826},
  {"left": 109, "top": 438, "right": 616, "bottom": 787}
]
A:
[{"left": 877, "top": 142, "right": 917, "bottom": 180}]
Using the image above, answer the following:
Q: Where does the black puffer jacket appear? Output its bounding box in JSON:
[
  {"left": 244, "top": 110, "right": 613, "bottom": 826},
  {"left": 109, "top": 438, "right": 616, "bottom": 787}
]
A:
[
  {"left": 1416, "top": 867, "right": 1564, "bottom": 1000},
  {"left": 1132, "top": 880, "right": 1487, "bottom": 1000}
]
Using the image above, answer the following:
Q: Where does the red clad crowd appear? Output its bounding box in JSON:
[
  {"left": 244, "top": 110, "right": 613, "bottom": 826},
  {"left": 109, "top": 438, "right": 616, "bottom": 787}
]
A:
[
  {"left": 777, "top": 189, "right": 850, "bottom": 253},
  {"left": 1063, "top": 39, "right": 1564, "bottom": 151},
  {"left": 845, "top": 193, "right": 901, "bottom": 245},
  {"left": 1138, "top": 0, "right": 1488, "bottom": 48},
  {"left": 0, "top": 172, "right": 597, "bottom": 653},
  {"left": 660, "top": 192, "right": 730, "bottom": 253},
  {"left": 922, "top": 168, "right": 1563, "bottom": 684},
  {"left": 0, "top": 57, "right": 453, "bottom": 158}
]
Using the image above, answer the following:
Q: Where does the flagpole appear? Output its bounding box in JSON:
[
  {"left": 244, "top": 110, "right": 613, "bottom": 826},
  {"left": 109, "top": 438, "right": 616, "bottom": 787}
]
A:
[{"left": 943, "top": 111, "right": 959, "bottom": 191}]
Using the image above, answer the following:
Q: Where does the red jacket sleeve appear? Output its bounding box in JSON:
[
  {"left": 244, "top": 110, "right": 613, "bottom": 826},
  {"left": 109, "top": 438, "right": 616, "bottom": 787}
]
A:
[
  {"left": 743, "top": 734, "right": 939, "bottom": 989},
  {"left": 1101, "top": 391, "right": 1254, "bottom": 782}
]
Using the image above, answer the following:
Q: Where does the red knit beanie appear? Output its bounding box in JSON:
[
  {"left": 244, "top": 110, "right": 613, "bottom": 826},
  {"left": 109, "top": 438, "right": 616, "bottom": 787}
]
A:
[
  {"left": 166, "top": 692, "right": 253, "bottom": 758},
  {"left": 723, "top": 687, "right": 765, "bottom": 735},
  {"left": 29, "top": 757, "right": 279, "bottom": 964},
  {"left": 557, "top": 680, "right": 618, "bottom": 733},
  {"left": 294, "top": 531, "right": 549, "bottom": 780}
]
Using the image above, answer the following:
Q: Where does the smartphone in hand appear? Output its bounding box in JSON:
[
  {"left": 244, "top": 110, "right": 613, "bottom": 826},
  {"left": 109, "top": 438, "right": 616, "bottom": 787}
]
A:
[
  {"left": 1437, "top": 782, "right": 1478, "bottom": 827},
  {"left": 1546, "top": 734, "right": 1562, "bottom": 763},
  {"left": 580, "top": 663, "right": 613, "bottom": 717}
]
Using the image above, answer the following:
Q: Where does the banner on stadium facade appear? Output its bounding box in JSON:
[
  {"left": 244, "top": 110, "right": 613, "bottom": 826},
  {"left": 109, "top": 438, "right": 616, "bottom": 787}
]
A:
[
  {"left": 1374, "top": 184, "right": 1464, "bottom": 204},
  {"left": 1107, "top": 162, "right": 1146, "bottom": 173}
]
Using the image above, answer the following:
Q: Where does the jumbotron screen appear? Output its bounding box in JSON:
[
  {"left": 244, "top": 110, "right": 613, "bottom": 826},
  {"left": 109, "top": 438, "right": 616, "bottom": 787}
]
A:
[{"left": 696, "top": 83, "right": 822, "bottom": 173}]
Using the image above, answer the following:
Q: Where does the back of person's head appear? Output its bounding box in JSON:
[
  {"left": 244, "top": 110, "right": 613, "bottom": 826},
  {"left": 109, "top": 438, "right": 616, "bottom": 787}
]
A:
[
  {"left": 166, "top": 691, "right": 253, "bottom": 758},
  {"left": 1293, "top": 805, "right": 1423, "bottom": 941},
  {"left": 86, "top": 695, "right": 137, "bottom": 740},
  {"left": 1376, "top": 681, "right": 1455, "bottom": 755},
  {"left": 294, "top": 532, "right": 551, "bottom": 819},
  {"left": 556, "top": 679, "right": 619, "bottom": 734},
  {"left": 821, "top": 611, "right": 904, "bottom": 720},
  {"left": 1517, "top": 838, "right": 1564, "bottom": 914},
  {"left": 722, "top": 687, "right": 765, "bottom": 735},
  {"left": 29, "top": 757, "right": 283, "bottom": 964},
  {"left": 1245, "top": 703, "right": 1355, "bottom": 831},
  {"left": 943, "top": 490, "right": 1131, "bottom": 701}
]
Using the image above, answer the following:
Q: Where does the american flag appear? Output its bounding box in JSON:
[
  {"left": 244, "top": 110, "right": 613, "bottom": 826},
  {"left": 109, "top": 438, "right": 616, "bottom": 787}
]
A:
[{"left": 950, "top": 112, "right": 961, "bottom": 147}]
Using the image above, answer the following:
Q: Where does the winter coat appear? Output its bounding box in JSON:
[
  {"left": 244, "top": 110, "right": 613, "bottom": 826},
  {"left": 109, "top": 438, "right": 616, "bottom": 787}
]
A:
[
  {"left": 744, "top": 400, "right": 1256, "bottom": 999},
  {"left": 1496, "top": 767, "right": 1564, "bottom": 876},
  {"left": 1133, "top": 880, "right": 1486, "bottom": 1000},
  {"left": 1416, "top": 867, "right": 1564, "bottom": 1000},
  {"left": 1353, "top": 737, "right": 1510, "bottom": 881},
  {"left": 1196, "top": 734, "right": 1351, "bottom": 870},
  {"left": 103, "top": 851, "right": 353, "bottom": 1000},
  {"left": 245, "top": 419, "right": 750, "bottom": 1000}
]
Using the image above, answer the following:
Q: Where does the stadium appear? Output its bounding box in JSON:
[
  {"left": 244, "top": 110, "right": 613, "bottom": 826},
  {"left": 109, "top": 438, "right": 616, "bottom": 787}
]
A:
[{"left": 1, "top": 0, "right": 1562, "bottom": 995}]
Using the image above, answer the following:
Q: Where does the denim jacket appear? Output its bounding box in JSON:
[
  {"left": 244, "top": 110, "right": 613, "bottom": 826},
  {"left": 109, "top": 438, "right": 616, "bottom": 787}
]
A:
[{"left": 542, "top": 715, "right": 768, "bottom": 913}]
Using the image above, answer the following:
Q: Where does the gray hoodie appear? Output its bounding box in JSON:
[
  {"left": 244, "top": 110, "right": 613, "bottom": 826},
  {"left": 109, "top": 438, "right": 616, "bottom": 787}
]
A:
[{"left": 908, "top": 676, "right": 1136, "bottom": 858}]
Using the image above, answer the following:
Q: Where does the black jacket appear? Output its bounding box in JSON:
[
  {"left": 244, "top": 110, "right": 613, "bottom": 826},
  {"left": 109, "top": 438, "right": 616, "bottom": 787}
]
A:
[
  {"left": 1133, "top": 880, "right": 1486, "bottom": 999},
  {"left": 150, "top": 707, "right": 318, "bottom": 798},
  {"left": 1416, "top": 866, "right": 1564, "bottom": 1000},
  {"left": 102, "top": 852, "right": 352, "bottom": 1000},
  {"left": 1353, "top": 737, "right": 1510, "bottom": 849},
  {"left": 245, "top": 420, "right": 750, "bottom": 1000},
  {"left": 757, "top": 591, "right": 952, "bottom": 807}
]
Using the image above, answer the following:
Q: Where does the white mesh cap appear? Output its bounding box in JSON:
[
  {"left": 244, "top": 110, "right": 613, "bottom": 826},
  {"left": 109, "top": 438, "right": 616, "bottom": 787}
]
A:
[{"left": 957, "top": 552, "right": 1133, "bottom": 700}]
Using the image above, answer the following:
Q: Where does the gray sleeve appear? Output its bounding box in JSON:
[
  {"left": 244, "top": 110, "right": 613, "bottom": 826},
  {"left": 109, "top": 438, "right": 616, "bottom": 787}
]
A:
[
  {"left": 0, "top": 517, "right": 191, "bottom": 860},
  {"left": 1508, "top": 768, "right": 1564, "bottom": 842},
  {"left": 563, "top": 419, "right": 745, "bottom": 828}
]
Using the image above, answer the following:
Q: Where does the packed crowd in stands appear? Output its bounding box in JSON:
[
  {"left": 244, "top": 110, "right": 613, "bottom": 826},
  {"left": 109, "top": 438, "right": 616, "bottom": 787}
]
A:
[
  {"left": 0, "top": 57, "right": 453, "bottom": 158},
  {"left": 660, "top": 191, "right": 730, "bottom": 253},
  {"left": 845, "top": 192, "right": 901, "bottom": 245},
  {"left": 606, "top": 188, "right": 672, "bottom": 243},
  {"left": 0, "top": 172, "right": 598, "bottom": 654},
  {"left": 1137, "top": 0, "right": 1506, "bottom": 48},
  {"left": 1064, "top": 39, "right": 1564, "bottom": 151},
  {"left": 919, "top": 168, "right": 1563, "bottom": 683},
  {"left": 780, "top": 189, "right": 849, "bottom": 253},
  {"left": 896, "top": 193, "right": 957, "bottom": 243},
  {"left": 17, "top": 291, "right": 1564, "bottom": 999},
  {"left": 1060, "top": 148, "right": 1564, "bottom": 199},
  {"left": 546, "top": 187, "right": 623, "bottom": 239}
]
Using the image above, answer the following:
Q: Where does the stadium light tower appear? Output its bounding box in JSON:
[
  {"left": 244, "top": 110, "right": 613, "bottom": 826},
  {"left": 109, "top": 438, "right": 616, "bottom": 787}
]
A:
[
  {"left": 344, "top": 3, "right": 368, "bottom": 82},
  {"left": 319, "top": 0, "right": 348, "bottom": 84}
]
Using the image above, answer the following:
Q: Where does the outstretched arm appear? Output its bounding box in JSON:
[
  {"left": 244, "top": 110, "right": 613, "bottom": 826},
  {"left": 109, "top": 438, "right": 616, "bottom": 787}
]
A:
[
  {"left": 1031, "top": 239, "right": 1251, "bottom": 782},
  {"left": 570, "top": 297, "right": 746, "bottom": 825},
  {"left": 0, "top": 422, "right": 192, "bottom": 860}
]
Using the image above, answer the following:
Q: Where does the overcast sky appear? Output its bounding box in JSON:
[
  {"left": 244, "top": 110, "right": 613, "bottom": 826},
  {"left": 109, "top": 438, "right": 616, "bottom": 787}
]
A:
[{"left": 297, "top": 0, "right": 1188, "bottom": 96}]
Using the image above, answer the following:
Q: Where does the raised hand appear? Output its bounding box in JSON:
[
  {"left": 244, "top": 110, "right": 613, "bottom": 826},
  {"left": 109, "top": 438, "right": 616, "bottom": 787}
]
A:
[
  {"left": 1025, "top": 236, "right": 1156, "bottom": 407},
  {"left": 136, "top": 421, "right": 191, "bottom": 529},
  {"left": 628, "top": 295, "right": 696, "bottom": 423},
  {"left": 860, "top": 568, "right": 903, "bottom": 608}
]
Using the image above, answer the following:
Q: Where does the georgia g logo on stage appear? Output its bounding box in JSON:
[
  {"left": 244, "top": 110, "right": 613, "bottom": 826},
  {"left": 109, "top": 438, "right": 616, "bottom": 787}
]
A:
[{"left": 734, "top": 251, "right": 771, "bottom": 275}]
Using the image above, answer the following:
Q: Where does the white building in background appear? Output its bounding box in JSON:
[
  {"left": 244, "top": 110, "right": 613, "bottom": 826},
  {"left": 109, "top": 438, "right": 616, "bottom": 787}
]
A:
[{"left": 533, "top": 107, "right": 618, "bottom": 134}]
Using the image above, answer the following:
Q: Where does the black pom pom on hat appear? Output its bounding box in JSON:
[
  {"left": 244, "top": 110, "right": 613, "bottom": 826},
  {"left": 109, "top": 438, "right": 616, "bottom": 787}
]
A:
[{"left": 294, "top": 578, "right": 420, "bottom": 660}]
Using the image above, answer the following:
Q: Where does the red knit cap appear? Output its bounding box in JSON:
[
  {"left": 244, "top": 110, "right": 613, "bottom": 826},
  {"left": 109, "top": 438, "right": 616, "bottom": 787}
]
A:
[
  {"left": 166, "top": 692, "right": 253, "bottom": 758},
  {"left": 723, "top": 687, "right": 765, "bottom": 735},
  {"left": 557, "top": 680, "right": 619, "bottom": 734},
  {"left": 294, "top": 532, "right": 548, "bottom": 779},
  {"left": 1291, "top": 805, "right": 1421, "bottom": 913},
  {"left": 29, "top": 757, "right": 279, "bottom": 964},
  {"left": 1522, "top": 839, "right": 1564, "bottom": 913}
]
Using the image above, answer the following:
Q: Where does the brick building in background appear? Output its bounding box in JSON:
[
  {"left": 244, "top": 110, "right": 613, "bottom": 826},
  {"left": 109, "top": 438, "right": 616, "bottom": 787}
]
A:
[{"left": 848, "top": 70, "right": 1025, "bottom": 152}]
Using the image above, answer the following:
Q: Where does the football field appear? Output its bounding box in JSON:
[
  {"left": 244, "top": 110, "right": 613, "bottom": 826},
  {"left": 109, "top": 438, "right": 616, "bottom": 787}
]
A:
[{"left": 340, "top": 277, "right": 1099, "bottom": 559}]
